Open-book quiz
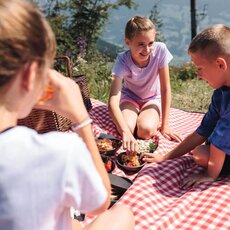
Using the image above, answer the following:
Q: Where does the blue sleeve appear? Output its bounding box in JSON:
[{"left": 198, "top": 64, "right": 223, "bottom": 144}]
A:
[
  {"left": 210, "top": 116, "right": 230, "bottom": 154},
  {"left": 196, "top": 90, "right": 220, "bottom": 139}
]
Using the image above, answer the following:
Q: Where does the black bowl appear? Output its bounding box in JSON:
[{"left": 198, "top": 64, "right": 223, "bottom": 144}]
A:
[
  {"left": 116, "top": 152, "right": 146, "bottom": 173},
  {"left": 101, "top": 154, "right": 115, "bottom": 173},
  {"left": 96, "top": 138, "right": 122, "bottom": 156}
]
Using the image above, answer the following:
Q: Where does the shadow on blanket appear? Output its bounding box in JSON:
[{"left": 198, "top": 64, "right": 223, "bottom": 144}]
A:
[{"left": 135, "top": 155, "right": 230, "bottom": 198}]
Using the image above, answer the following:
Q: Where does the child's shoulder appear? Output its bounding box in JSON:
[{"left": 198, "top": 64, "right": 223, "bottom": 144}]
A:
[
  {"left": 116, "top": 50, "right": 130, "bottom": 58},
  {"left": 115, "top": 50, "right": 131, "bottom": 64},
  {"left": 152, "top": 42, "right": 171, "bottom": 59},
  {"left": 154, "top": 42, "right": 167, "bottom": 50}
]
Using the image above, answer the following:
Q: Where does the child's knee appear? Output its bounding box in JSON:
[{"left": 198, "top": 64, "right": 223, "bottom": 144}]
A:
[
  {"left": 137, "top": 126, "right": 157, "bottom": 140},
  {"left": 192, "top": 145, "right": 208, "bottom": 167},
  {"left": 192, "top": 146, "right": 201, "bottom": 162},
  {"left": 137, "top": 124, "right": 157, "bottom": 140},
  {"left": 110, "top": 205, "right": 135, "bottom": 228}
]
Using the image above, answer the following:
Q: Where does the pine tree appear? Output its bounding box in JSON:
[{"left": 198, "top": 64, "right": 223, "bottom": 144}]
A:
[{"left": 149, "top": 1, "right": 165, "bottom": 42}]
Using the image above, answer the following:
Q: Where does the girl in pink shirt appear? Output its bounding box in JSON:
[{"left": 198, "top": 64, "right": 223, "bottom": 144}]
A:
[{"left": 108, "top": 16, "right": 181, "bottom": 153}]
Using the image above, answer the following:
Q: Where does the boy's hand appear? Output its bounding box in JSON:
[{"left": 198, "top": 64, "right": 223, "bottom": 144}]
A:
[
  {"left": 180, "top": 171, "right": 214, "bottom": 189},
  {"left": 141, "top": 150, "right": 165, "bottom": 163}
]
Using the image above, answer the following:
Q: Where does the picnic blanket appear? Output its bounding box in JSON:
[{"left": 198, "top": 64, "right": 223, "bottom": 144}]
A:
[{"left": 86, "top": 99, "right": 230, "bottom": 229}]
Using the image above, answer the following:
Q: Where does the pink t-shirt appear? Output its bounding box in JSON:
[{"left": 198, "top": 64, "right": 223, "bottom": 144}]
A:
[{"left": 112, "top": 42, "right": 173, "bottom": 102}]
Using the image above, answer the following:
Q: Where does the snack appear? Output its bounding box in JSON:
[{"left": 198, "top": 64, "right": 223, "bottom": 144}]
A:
[
  {"left": 104, "top": 160, "right": 113, "bottom": 172},
  {"left": 137, "top": 139, "right": 158, "bottom": 153},
  {"left": 121, "top": 152, "right": 141, "bottom": 167},
  {"left": 101, "top": 154, "right": 114, "bottom": 173},
  {"left": 38, "top": 84, "right": 54, "bottom": 103},
  {"left": 96, "top": 138, "right": 114, "bottom": 151}
]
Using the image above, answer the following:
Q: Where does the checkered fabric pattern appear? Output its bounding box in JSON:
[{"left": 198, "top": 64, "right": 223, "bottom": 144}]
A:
[{"left": 85, "top": 99, "right": 230, "bottom": 229}]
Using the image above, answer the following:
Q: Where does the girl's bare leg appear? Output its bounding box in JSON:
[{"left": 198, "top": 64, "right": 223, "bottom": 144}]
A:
[
  {"left": 120, "top": 102, "right": 139, "bottom": 134},
  {"left": 137, "top": 103, "right": 160, "bottom": 140}
]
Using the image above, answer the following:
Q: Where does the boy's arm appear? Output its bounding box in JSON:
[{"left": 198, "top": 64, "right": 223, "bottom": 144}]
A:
[
  {"left": 142, "top": 131, "right": 206, "bottom": 162},
  {"left": 207, "top": 144, "right": 226, "bottom": 180},
  {"left": 165, "top": 131, "right": 206, "bottom": 160},
  {"left": 181, "top": 144, "right": 225, "bottom": 189}
]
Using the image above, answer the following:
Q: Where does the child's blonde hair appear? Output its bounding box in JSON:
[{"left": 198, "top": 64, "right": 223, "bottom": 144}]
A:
[
  {"left": 0, "top": 0, "right": 56, "bottom": 86},
  {"left": 188, "top": 24, "right": 230, "bottom": 61},
  {"left": 125, "top": 16, "right": 156, "bottom": 40}
]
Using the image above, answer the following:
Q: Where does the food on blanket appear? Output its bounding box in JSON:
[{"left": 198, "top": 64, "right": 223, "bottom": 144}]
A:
[
  {"left": 137, "top": 136, "right": 159, "bottom": 153},
  {"left": 101, "top": 154, "right": 115, "bottom": 173},
  {"left": 116, "top": 152, "right": 146, "bottom": 173},
  {"left": 121, "top": 152, "right": 141, "bottom": 167},
  {"left": 97, "top": 138, "right": 113, "bottom": 151},
  {"left": 96, "top": 138, "right": 122, "bottom": 156},
  {"left": 105, "top": 160, "right": 113, "bottom": 172}
]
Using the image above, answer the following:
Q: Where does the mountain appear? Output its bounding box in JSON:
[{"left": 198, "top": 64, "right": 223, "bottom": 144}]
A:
[
  {"left": 101, "top": 0, "right": 230, "bottom": 65},
  {"left": 37, "top": 0, "right": 230, "bottom": 65}
]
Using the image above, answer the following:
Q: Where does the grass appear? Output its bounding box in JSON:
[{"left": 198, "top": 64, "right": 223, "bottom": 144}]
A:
[{"left": 171, "top": 78, "right": 212, "bottom": 113}]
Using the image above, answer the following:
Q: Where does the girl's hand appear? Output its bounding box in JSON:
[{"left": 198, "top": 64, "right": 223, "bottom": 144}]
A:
[
  {"left": 160, "top": 126, "right": 182, "bottom": 142},
  {"left": 180, "top": 171, "right": 214, "bottom": 190},
  {"left": 141, "top": 150, "right": 165, "bottom": 163},
  {"left": 122, "top": 130, "right": 139, "bottom": 152}
]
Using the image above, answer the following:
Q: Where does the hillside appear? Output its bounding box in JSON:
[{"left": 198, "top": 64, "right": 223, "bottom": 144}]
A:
[{"left": 101, "top": 0, "right": 230, "bottom": 65}]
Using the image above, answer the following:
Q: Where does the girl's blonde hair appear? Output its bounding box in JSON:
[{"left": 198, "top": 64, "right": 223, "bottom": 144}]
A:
[
  {"left": 0, "top": 0, "right": 56, "bottom": 86},
  {"left": 188, "top": 24, "right": 230, "bottom": 61},
  {"left": 125, "top": 16, "right": 156, "bottom": 40}
]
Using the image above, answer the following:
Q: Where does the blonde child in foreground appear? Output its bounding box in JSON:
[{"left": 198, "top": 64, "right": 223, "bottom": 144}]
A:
[
  {"left": 108, "top": 16, "right": 181, "bottom": 153},
  {"left": 0, "top": 0, "right": 134, "bottom": 229},
  {"left": 142, "top": 24, "right": 230, "bottom": 189}
]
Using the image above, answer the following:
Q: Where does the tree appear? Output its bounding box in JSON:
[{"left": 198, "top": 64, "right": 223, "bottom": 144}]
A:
[
  {"left": 149, "top": 1, "right": 165, "bottom": 42},
  {"left": 38, "top": 0, "right": 136, "bottom": 60},
  {"left": 37, "top": 0, "right": 77, "bottom": 57},
  {"left": 190, "top": 0, "right": 207, "bottom": 39},
  {"left": 190, "top": 0, "right": 196, "bottom": 39},
  {"left": 68, "top": 0, "right": 135, "bottom": 59}
]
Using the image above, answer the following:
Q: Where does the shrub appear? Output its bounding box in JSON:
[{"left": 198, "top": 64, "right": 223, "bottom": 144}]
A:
[
  {"left": 177, "top": 62, "right": 198, "bottom": 80},
  {"left": 75, "top": 49, "right": 113, "bottom": 103}
]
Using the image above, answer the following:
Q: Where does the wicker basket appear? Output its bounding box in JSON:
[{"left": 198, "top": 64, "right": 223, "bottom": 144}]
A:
[
  {"left": 54, "top": 56, "right": 92, "bottom": 112},
  {"left": 17, "top": 56, "right": 92, "bottom": 133}
]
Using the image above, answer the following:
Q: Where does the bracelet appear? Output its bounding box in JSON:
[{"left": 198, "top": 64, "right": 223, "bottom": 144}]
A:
[{"left": 71, "top": 118, "right": 93, "bottom": 132}]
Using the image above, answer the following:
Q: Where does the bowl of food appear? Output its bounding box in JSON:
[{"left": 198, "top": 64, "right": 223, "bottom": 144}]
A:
[
  {"left": 136, "top": 136, "right": 159, "bottom": 154},
  {"left": 116, "top": 137, "right": 159, "bottom": 173},
  {"left": 96, "top": 135, "right": 122, "bottom": 156},
  {"left": 116, "top": 152, "right": 146, "bottom": 173}
]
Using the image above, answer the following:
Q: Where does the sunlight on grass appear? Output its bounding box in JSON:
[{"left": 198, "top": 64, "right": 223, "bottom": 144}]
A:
[{"left": 171, "top": 78, "right": 212, "bottom": 113}]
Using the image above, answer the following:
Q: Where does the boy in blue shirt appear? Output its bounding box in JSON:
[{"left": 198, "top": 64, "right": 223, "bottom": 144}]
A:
[{"left": 141, "top": 24, "right": 230, "bottom": 189}]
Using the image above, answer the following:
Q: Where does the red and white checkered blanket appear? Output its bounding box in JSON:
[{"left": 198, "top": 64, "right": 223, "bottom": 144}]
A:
[{"left": 87, "top": 99, "right": 230, "bottom": 229}]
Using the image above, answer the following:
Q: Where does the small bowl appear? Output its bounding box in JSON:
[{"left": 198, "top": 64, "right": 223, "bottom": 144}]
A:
[
  {"left": 101, "top": 154, "right": 115, "bottom": 173},
  {"left": 96, "top": 138, "right": 122, "bottom": 156},
  {"left": 116, "top": 152, "right": 146, "bottom": 173}
]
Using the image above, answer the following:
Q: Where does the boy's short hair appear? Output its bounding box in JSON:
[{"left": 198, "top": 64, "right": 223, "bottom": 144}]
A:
[
  {"left": 0, "top": 0, "right": 56, "bottom": 86},
  {"left": 125, "top": 16, "right": 156, "bottom": 40},
  {"left": 188, "top": 24, "right": 230, "bottom": 61}
]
